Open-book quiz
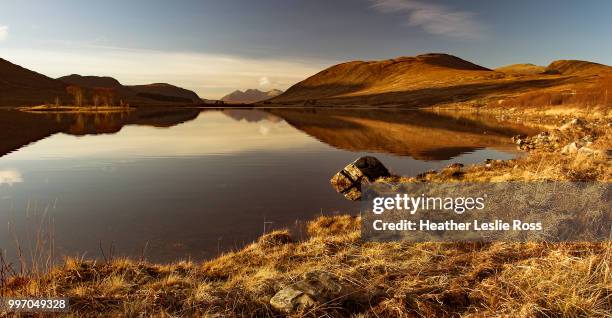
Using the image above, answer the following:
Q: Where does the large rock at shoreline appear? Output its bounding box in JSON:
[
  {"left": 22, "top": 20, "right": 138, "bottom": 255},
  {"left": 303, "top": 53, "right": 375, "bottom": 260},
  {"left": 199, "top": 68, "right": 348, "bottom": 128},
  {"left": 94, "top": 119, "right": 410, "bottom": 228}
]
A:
[{"left": 330, "top": 156, "right": 390, "bottom": 201}]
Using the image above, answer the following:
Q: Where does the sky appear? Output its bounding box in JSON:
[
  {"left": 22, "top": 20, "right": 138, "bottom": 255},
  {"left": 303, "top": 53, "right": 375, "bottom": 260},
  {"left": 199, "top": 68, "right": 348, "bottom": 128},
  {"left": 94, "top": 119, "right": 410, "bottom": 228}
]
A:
[{"left": 1, "top": 0, "right": 611, "bottom": 99}]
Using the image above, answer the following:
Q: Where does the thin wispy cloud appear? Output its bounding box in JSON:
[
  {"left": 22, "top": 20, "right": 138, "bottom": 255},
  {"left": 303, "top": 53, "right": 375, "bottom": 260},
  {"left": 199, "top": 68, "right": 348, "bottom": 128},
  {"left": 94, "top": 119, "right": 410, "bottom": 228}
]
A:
[
  {"left": 258, "top": 76, "right": 271, "bottom": 87},
  {"left": 0, "top": 25, "right": 8, "bottom": 41},
  {"left": 370, "top": 0, "right": 485, "bottom": 40}
]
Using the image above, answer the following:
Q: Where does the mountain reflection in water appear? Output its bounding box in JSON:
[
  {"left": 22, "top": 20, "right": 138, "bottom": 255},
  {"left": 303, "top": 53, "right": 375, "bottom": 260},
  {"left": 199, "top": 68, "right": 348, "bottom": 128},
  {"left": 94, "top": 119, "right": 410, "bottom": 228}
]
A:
[{"left": 0, "top": 107, "right": 536, "bottom": 262}]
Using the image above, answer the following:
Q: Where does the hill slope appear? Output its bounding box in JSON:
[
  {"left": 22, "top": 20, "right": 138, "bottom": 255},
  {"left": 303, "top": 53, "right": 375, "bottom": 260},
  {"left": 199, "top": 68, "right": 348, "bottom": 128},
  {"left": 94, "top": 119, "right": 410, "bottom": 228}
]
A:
[
  {"left": 129, "top": 83, "right": 201, "bottom": 103},
  {"left": 269, "top": 54, "right": 611, "bottom": 107},
  {"left": 57, "top": 75, "right": 201, "bottom": 104},
  {"left": 495, "top": 63, "right": 546, "bottom": 75},
  {"left": 0, "top": 58, "right": 69, "bottom": 106},
  {"left": 221, "top": 89, "right": 283, "bottom": 103},
  {"left": 544, "top": 60, "right": 610, "bottom": 75},
  {"left": 270, "top": 53, "right": 495, "bottom": 104}
]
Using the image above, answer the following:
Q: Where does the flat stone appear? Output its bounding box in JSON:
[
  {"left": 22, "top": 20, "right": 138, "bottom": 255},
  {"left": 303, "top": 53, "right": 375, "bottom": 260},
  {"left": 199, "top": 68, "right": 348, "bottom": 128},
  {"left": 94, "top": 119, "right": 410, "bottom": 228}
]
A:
[
  {"left": 270, "top": 271, "right": 353, "bottom": 314},
  {"left": 269, "top": 285, "right": 316, "bottom": 314}
]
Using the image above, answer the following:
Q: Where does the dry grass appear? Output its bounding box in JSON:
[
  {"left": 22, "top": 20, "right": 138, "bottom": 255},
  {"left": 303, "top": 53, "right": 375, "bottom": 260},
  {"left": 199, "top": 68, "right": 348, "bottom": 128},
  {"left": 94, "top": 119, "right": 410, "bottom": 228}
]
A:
[
  {"left": 1, "top": 218, "right": 610, "bottom": 317},
  {"left": 504, "top": 74, "right": 612, "bottom": 110}
]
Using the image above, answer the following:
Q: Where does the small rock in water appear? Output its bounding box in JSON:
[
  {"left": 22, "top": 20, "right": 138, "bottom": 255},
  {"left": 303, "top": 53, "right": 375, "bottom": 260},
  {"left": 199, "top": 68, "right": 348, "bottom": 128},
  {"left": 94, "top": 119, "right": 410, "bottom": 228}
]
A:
[{"left": 330, "top": 156, "right": 390, "bottom": 201}]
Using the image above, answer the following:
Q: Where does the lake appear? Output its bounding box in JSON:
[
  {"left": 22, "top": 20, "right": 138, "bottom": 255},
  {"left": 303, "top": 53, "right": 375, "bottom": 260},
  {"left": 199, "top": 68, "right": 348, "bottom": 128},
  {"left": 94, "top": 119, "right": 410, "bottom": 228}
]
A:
[{"left": 0, "top": 107, "right": 536, "bottom": 263}]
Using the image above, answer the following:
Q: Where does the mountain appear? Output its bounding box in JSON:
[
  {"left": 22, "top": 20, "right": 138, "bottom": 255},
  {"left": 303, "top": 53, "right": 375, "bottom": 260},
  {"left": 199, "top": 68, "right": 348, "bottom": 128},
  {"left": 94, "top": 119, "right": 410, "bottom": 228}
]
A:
[
  {"left": 57, "top": 75, "right": 201, "bottom": 104},
  {"left": 129, "top": 83, "right": 201, "bottom": 103},
  {"left": 221, "top": 89, "right": 283, "bottom": 103},
  {"left": 495, "top": 63, "right": 546, "bottom": 75},
  {"left": 269, "top": 53, "right": 495, "bottom": 105},
  {"left": 544, "top": 60, "right": 610, "bottom": 75},
  {"left": 58, "top": 74, "right": 124, "bottom": 89},
  {"left": 269, "top": 53, "right": 611, "bottom": 107},
  {"left": 57, "top": 74, "right": 136, "bottom": 99},
  {"left": 0, "top": 58, "right": 69, "bottom": 106}
]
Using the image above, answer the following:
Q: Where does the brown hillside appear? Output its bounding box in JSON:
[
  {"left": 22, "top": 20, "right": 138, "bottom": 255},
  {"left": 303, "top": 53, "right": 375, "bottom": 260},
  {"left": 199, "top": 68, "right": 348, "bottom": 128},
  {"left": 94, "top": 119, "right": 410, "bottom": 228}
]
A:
[
  {"left": 0, "top": 58, "right": 69, "bottom": 106},
  {"left": 545, "top": 60, "right": 611, "bottom": 75},
  {"left": 269, "top": 54, "right": 611, "bottom": 109},
  {"left": 130, "top": 83, "right": 201, "bottom": 103},
  {"left": 271, "top": 53, "right": 496, "bottom": 103},
  {"left": 495, "top": 63, "right": 546, "bottom": 75}
]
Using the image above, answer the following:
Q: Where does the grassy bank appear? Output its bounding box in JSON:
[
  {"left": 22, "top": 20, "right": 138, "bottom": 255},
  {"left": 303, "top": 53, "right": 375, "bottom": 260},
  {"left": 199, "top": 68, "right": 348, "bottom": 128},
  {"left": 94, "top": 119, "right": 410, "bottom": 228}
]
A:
[
  {"left": 1, "top": 217, "right": 609, "bottom": 317},
  {"left": 1, "top": 109, "right": 611, "bottom": 317}
]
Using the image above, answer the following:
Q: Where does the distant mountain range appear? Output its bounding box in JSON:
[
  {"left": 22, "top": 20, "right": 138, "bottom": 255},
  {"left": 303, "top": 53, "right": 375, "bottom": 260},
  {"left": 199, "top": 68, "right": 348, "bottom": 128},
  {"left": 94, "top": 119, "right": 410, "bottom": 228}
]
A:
[
  {"left": 0, "top": 58, "right": 202, "bottom": 106},
  {"left": 221, "top": 89, "right": 283, "bottom": 103}
]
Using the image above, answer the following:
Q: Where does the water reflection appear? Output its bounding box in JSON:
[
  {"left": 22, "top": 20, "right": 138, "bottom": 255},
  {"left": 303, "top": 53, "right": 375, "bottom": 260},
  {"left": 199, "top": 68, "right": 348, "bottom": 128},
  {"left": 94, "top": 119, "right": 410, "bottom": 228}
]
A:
[
  {"left": 0, "top": 107, "right": 536, "bottom": 263},
  {"left": 0, "top": 168, "right": 23, "bottom": 186},
  {"left": 268, "top": 108, "right": 537, "bottom": 160}
]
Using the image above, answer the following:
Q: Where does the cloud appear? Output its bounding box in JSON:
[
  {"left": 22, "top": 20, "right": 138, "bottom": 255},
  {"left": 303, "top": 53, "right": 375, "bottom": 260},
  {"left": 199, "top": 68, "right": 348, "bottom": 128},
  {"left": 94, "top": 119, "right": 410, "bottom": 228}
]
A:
[
  {"left": 258, "top": 76, "right": 270, "bottom": 86},
  {"left": 1, "top": 46, "right": 329, "bottom": 99},
  {"left": 370, "top": 0, "right": 485, "bottom": 40},
  {"left": 0, "top": 169, "right": 23, "bottom": 186},
  {"left": 0, "top": 25, "right": 8, "bottom": 41}
]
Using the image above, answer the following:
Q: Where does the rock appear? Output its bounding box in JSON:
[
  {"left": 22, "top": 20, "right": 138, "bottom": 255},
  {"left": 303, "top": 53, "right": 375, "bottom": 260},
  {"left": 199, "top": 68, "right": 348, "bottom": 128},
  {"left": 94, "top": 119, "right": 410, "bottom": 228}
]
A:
[
  {"left": 560, "top": 118, "right": 586, "bottom": 130},
  {"left": 270, "top": 271, "right": 352, "bottom": 314},
  {"left": 561, "top": 142, "right": 583, "bottom": 155},
  {"left": 330, "top": 156, "right": 390, "bottom": 201},
  {"left": 511, "top": 134, "right": 526, "bottom": 145},
  {"left": 270, "top": 285, "right": 316, "bottom": 314}
]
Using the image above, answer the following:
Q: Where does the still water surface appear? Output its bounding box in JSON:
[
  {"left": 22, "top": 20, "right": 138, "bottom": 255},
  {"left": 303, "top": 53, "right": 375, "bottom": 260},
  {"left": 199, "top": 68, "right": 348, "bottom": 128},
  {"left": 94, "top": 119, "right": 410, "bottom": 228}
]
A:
[{"left": 0, "top": 108, "right": 535, "bottom": 262}]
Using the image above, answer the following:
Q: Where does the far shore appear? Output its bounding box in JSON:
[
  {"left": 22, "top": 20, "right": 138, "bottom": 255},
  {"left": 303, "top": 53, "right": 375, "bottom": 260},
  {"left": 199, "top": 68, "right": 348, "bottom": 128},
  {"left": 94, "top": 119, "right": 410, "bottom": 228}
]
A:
[{"left": 17, "top": 105, "right": 136, "bottom": 114}]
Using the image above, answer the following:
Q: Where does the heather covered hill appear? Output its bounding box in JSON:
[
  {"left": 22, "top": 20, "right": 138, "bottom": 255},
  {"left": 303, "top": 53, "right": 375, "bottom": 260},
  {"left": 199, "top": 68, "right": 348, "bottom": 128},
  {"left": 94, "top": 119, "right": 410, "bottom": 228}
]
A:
[
  {"left": 544, "top": 59, "right": 611, "bottom": 75},
  {"left": 268, "top": 53, "right": 611, "bottom": 108},
  {"left": 221, "top": 88, "right": 283, "bottom": 103},
  {"left": 0, "top": 58, "right": 69, "bottom": 106},
  {"left": 270, "top": 53, "right": 496, "bottom": 104},
  {"left": 129, "top": 83, "right": 201, "bottom": 103}
]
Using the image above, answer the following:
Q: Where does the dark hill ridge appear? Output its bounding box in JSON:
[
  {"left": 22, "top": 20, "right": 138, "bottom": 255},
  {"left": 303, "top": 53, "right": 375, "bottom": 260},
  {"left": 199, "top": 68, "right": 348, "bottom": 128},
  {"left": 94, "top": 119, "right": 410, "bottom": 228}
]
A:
[
  {"left": 58, "top": 74, "right": 124, "bottom": 89},
  {"left": 0, "top": 58, "right": 69, "bottom": 106},
  {"left": 57, "top": 75, "right": 201, "bottom": 104},
  {"left": 0, "top": 56, "right": 202, "bottom": 106},
  {"left": 130, "top": 83, "right": 201, "bottom": 103}
]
